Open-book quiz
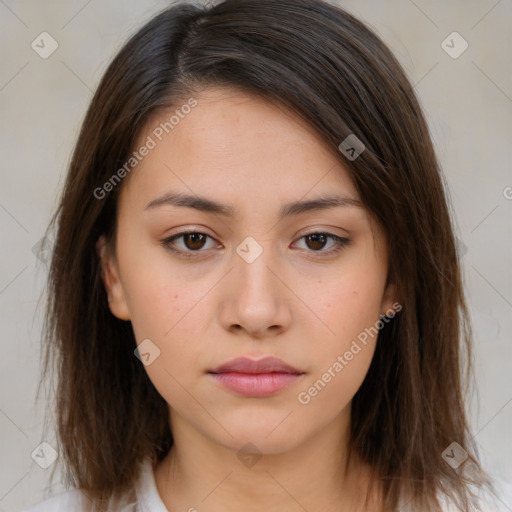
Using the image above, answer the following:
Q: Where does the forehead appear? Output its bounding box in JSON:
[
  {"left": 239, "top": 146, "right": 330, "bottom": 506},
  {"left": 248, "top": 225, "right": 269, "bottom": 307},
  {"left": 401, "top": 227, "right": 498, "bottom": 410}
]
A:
[{"left": 121, "top": 86, "right": 361, "bottom": 212}]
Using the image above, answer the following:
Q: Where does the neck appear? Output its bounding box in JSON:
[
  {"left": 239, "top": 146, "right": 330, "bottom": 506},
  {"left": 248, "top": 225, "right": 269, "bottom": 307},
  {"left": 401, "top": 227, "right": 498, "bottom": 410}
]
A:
[{"left": 153, "top": 409, "right": 381, "bottom": 512}]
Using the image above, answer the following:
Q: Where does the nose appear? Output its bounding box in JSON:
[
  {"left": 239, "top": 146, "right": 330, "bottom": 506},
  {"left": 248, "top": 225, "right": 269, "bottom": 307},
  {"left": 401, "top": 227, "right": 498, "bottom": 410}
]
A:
[{"left": 219, "top": 242, "right": 292, "bottom": 339}]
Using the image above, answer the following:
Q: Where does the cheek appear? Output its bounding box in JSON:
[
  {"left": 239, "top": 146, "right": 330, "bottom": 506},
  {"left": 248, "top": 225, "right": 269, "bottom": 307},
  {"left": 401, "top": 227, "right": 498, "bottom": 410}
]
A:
[
  {"left": 311, "top": 264, "right": 385, "bottom": 345},
  {"left": 118, "top": 236, "right": 199, "bottom": 340},
  {"left": 296, "top": 345, "right": 375, "bottom": 422},
  {"left": 300, "top": 255, "right": 385, "bottom": 399},
  {"left": 124, "top": 275, "right": 177, "bottom": 342},
  {"left": 124, "top": 268, "right": 206, "bottom": 413},
  {"left": 117, "top": 243, "right": 211, "bottom": 387},
  {"left": 126, "top": 276, "right": 208, "bottom": 380},
  {"left": 297, "top": 279, "right": 380, "bottom": 412}
]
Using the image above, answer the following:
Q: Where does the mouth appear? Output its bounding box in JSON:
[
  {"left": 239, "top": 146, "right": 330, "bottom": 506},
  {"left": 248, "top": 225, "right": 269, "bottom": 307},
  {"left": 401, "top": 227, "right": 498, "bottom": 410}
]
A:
[{"left": 208, "top": 356, "right": 305, "bottom": 397}]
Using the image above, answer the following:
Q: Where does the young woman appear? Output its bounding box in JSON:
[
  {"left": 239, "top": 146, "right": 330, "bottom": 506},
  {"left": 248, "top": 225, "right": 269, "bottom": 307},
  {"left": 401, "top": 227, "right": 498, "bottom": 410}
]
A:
[{"left": 23, "top": 0, "right": 502, "bottom": 511}]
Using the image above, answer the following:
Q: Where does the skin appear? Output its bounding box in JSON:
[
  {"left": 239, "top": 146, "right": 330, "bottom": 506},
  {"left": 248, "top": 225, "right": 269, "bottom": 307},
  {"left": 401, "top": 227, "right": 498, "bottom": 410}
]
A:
[{"left": 98, "top": 86, "right": 397, "bottom": 512}]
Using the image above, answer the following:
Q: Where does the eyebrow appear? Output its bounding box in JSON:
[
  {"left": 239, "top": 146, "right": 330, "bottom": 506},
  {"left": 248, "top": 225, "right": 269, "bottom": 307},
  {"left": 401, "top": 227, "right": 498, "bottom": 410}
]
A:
[{"left": 144, "top": 191, "right": 363, "bottom": 220}]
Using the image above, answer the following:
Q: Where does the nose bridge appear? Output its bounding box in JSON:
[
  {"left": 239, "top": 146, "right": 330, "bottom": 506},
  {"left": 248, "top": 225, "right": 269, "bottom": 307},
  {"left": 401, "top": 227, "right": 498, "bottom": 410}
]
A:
[
  {"left": 234, "top": 234, "right": 279, "bottom": 298},
  {"left": 222, "top": 233, "right": 290, "bottom": 335}
]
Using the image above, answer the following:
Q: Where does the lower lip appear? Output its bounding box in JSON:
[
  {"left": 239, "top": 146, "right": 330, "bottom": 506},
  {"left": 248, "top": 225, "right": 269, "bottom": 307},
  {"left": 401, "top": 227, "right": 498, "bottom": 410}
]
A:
[{"left": 209, "top": 372, "right": 303, "bottom": 397}]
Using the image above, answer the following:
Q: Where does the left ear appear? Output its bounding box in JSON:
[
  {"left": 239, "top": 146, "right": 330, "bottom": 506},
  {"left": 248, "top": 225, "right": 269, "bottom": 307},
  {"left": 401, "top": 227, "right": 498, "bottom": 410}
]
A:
[
  {"left": 96, "top": 235, "right": 131, "bottom": 321},
  {"left": 380, "top": 281, "right": 399, "bottom": 317}
]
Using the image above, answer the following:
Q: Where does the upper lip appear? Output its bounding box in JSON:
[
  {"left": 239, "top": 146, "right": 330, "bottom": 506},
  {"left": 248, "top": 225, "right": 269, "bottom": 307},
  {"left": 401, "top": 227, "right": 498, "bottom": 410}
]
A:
[{"left": 209, "top": 356, "right": 303, "bottom": 374}]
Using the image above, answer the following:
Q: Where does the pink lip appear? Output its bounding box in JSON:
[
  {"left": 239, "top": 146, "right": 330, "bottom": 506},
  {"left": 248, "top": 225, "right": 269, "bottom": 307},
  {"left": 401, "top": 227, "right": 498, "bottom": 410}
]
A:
[
  {"left": 210, "top": 356, "right": 302, "bottom": 374},
  {"left": 208, "top": 357, "right": 305, "bottom": 397}
]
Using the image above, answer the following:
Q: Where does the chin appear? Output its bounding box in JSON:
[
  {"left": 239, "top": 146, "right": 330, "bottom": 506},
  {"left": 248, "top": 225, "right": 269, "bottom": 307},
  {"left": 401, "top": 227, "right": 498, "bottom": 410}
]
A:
[{"left": 209, "top": 418, "right": 306, "bottom": 454}]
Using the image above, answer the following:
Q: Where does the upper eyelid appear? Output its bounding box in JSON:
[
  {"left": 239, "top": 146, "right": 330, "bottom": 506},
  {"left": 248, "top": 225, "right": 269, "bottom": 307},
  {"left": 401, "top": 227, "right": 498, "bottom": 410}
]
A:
[
  {"left": 167, "top": 224, "right": 348, "bottom": 238},
  {"left": 167, "top": 228, "right": 344, "bottom": 240}
]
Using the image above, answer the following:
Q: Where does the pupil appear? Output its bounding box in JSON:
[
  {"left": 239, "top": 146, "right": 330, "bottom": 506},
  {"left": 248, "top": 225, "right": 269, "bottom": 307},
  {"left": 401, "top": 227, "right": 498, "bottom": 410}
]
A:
[
  {"left": 308, "top": 233, "right": 326, "bottom": 250},
  {"left": 185, "top": 233, "right": 206, "bottom": 250}
]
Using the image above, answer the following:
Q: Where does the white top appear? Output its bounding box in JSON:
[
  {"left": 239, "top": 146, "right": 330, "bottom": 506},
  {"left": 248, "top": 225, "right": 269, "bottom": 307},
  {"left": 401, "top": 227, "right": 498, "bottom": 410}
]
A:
[
  {"left": 19, "top": 457, "right": 511, "bottom": 511},
  {"left": 19, "top": 457, "right": 168, "bottom": 512}
]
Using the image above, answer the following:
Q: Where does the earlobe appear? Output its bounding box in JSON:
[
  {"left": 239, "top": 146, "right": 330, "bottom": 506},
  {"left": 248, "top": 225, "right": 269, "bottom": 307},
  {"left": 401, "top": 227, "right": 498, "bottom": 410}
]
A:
[
  {"left": 96, "top": 235, "right": 131, "bottom": 321},
  {"left": 380, "top": 282, "right": 400, "bottom": 318}
]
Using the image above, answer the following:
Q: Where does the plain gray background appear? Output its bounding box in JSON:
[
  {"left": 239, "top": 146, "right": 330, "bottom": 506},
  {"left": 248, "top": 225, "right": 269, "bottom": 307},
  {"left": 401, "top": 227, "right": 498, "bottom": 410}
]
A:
[{"left": 0, "top": 0, "right": 511, "bottom": 511}]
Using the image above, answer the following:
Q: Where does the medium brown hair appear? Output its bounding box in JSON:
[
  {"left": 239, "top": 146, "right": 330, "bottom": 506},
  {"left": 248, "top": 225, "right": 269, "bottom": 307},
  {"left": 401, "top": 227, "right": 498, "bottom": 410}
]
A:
[{"left": 38, "top": 0, "right": 495, "bottom": 510}]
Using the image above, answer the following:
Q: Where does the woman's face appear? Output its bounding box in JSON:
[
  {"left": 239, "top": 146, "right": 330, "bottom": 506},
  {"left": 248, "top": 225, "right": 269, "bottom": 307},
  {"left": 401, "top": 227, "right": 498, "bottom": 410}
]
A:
[{"left": 99, "top": 86, "right": 396, "bottom": 454}]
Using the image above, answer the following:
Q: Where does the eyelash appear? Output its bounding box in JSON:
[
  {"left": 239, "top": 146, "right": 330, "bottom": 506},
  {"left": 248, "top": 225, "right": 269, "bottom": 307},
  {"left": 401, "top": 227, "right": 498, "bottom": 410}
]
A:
[{"left": 160, "top": 230, "right": 351, "bottom": 258}]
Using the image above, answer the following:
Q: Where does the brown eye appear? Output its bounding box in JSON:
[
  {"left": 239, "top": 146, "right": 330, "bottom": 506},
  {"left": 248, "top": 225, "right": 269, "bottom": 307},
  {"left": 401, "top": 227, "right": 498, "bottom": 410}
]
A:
[
  {"left": 182, "top": 233, "right": 207, "bottom": 250},
  {"left": 161, "top": 231, "right": 217, "bottom": 256},
  {"left": 294, "top": 232, "right": 351, "bottom": 255},
  {"left": 304, "top": 233, "right": 328, "bottom": 250}
]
